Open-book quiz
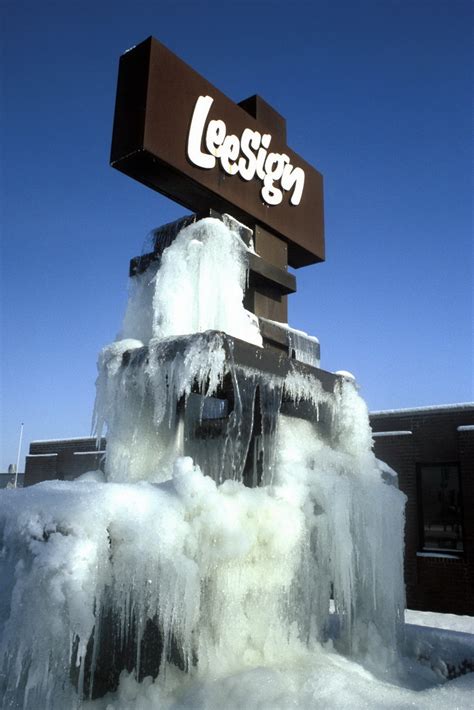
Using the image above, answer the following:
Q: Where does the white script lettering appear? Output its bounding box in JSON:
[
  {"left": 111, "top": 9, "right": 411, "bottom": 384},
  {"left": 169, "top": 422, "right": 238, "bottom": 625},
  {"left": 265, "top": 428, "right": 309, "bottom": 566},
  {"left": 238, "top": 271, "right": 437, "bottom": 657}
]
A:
[{"left": 187, "top": 96, "right": 305, "bottom": 206}]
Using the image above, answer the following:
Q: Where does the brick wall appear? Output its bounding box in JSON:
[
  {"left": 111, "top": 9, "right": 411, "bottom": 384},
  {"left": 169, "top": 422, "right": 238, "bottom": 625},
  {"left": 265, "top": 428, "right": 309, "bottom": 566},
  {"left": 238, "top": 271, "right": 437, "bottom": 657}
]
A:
[
  {"left": 24, "top": 438, "right": 106, "bottom": 487},
  {"left": 459, "top": 428, "right": 474, "bottom": 567},
  {"left": 370, "top": 405, "right": 474, "bottom": 615}
]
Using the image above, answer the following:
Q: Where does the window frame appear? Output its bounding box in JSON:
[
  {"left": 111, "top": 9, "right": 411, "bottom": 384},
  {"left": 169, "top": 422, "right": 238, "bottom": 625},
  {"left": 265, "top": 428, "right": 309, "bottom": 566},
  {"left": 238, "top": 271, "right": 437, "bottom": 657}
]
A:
[{"left": 416, "top": 461, "right": 465, "bottom": 555}]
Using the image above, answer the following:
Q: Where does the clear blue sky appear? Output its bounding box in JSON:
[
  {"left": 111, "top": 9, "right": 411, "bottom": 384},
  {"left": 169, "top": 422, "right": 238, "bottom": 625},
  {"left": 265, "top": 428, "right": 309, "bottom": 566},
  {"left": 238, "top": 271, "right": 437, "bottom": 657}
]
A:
[{"left": 1, "top": 0, "right": 472, "bottom": 471}]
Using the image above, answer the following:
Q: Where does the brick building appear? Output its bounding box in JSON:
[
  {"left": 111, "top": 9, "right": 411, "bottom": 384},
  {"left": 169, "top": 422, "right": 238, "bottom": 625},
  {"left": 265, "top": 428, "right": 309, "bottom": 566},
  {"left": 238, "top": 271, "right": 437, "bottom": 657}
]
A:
[
  {"left": 370, "top": 403, "right": 474, "bottom": 615},
  {"left": 24, "top": 437, "right": 105, "bottom": 487}
]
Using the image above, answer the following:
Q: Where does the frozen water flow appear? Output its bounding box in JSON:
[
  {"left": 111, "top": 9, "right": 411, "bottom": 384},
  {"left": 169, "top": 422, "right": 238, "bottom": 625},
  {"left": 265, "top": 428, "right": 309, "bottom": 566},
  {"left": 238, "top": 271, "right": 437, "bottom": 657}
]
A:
[
  {"left": 120, "top": 218, "right": 262, "bottom": 347},
  {"left": 287, "top": 326, "right": 320, "bottom": 367},
  {"left": 2, "top": 216, "right": 463, "bottom": 709}
]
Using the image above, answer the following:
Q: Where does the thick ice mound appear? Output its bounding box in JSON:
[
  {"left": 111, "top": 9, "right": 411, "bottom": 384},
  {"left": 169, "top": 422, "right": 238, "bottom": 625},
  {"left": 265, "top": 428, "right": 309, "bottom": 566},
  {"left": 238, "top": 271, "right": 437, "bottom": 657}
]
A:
[
  {"left": 2, "top": 437, "right": 472, "bottom": 709},
  {"left": 0, "top": 380, "right": 407, "bottom": 708}
]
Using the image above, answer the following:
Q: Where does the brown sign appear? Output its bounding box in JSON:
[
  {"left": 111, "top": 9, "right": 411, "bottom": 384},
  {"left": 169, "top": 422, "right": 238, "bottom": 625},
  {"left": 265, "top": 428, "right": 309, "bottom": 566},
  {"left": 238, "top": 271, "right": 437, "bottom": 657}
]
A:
[{"left": 111, "top": 37, "right": 324, "bottom": 267}]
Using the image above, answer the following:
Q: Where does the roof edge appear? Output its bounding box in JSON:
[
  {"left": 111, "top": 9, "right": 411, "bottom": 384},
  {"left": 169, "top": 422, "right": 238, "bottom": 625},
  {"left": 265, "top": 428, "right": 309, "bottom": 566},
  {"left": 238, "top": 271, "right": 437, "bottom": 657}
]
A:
[{"left": 370, "top": 402, "right": 474, "bottom": 417}]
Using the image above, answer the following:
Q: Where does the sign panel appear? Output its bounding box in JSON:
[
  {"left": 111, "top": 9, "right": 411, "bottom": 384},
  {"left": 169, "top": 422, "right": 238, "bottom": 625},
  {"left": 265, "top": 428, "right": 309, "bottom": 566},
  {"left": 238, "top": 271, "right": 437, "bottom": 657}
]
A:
[{"left": 111, "top": 37, "right": 324, "bottom": 267}]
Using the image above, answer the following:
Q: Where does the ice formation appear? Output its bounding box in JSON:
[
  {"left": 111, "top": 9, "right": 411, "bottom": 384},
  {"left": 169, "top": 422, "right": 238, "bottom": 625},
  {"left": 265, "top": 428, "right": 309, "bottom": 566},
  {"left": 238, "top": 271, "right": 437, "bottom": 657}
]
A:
[
  {"left": 0, "top": 217, "right": 413, "bottom": 709},
  {"left": 120, "top": 218, "right": 261, "bottom": 347}
]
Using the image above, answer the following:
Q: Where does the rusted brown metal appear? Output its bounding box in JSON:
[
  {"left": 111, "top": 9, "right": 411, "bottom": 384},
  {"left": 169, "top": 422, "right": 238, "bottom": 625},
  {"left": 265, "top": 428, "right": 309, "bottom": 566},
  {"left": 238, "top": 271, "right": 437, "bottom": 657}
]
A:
[
  {"left": 237, "top": 95, "right": 287, "bottom": 143},
  {"left": 121, "top": 331, "right": 337, "bottom": 394},
  {"left": 111, "top": 37, "right": 325, "bottom": 268},
  {"left": 244, "top": 285, "right": 288, "bottom": 324},
  {"left": 253, "top": 226, "right": 288, "bottom": 269}
]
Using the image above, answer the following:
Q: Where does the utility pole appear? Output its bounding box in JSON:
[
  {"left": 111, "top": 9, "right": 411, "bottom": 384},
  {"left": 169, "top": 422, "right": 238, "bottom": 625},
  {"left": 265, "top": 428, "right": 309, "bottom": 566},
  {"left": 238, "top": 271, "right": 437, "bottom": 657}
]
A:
[{"left": 14, "top": 422, "right": 24, "bottom": 489}]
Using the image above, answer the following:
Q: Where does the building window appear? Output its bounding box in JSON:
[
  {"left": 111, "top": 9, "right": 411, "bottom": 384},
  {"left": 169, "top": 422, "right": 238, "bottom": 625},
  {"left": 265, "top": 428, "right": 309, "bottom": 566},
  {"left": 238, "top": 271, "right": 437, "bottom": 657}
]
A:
[{"left": 418, "top": 464, "right": 463, "bottom": 552}]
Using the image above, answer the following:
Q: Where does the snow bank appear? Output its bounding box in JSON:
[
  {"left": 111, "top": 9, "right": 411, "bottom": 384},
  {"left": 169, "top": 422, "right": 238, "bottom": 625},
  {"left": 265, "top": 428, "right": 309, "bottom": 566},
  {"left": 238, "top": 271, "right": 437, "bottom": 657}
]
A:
[{"left": 405, "top": 610, "right": 474, "bottom": 634}]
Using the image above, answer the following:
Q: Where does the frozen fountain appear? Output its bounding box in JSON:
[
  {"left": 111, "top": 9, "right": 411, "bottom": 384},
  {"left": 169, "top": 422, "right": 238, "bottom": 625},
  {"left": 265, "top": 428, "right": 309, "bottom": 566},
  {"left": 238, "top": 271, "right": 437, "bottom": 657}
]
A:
[
  {"left": 0, "top": 212, "right": 407, "bottom": 708},
  {"left": 10, "top": 36, "right": 467, "bottom": 710}
]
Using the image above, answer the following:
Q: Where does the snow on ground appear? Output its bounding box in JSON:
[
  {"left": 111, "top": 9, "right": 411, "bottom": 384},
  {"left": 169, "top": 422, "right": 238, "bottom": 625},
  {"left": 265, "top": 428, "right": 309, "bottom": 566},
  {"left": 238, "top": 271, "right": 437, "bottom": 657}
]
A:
[
  {"left": 405, "top": 609, "right": 474, "bottom": 635},
  {"left": 83, "top": 643, "right": 474, "bottom": 710},
  {"left": 83, "top": 606, "right": 474, "bottom": 709}
]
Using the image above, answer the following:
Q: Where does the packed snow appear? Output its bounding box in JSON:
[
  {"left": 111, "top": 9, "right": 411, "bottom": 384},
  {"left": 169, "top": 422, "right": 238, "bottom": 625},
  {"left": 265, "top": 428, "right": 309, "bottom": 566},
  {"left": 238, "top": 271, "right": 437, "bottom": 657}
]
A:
[
  {"left": 1, "top": 217, "right": 473, "bottom": 709},
  {"left": 405, "top": 609, "right": 474, "bottom": 635}
]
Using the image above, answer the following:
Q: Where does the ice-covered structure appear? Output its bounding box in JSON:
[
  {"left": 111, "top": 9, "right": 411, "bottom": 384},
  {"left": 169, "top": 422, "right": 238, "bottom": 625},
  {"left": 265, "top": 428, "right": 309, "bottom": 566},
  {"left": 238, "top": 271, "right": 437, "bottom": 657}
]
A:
[{"left": 0, "top": 216, "right": 407, "bottom": 708}]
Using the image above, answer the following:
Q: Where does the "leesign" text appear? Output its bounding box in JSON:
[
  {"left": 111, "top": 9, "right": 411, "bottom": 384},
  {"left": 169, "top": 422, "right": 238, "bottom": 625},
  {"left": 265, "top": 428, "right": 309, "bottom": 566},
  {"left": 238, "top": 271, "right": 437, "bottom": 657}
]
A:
[{"left": 187, "top": 96, "right": 305, "bottom": 207}]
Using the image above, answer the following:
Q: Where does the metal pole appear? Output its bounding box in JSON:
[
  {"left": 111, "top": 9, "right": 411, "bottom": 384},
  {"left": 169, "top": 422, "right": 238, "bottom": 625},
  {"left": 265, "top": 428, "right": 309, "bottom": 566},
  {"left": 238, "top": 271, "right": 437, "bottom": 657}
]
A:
[{"left": 14, "top": 422, "right": 24, "bottom": 489}]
